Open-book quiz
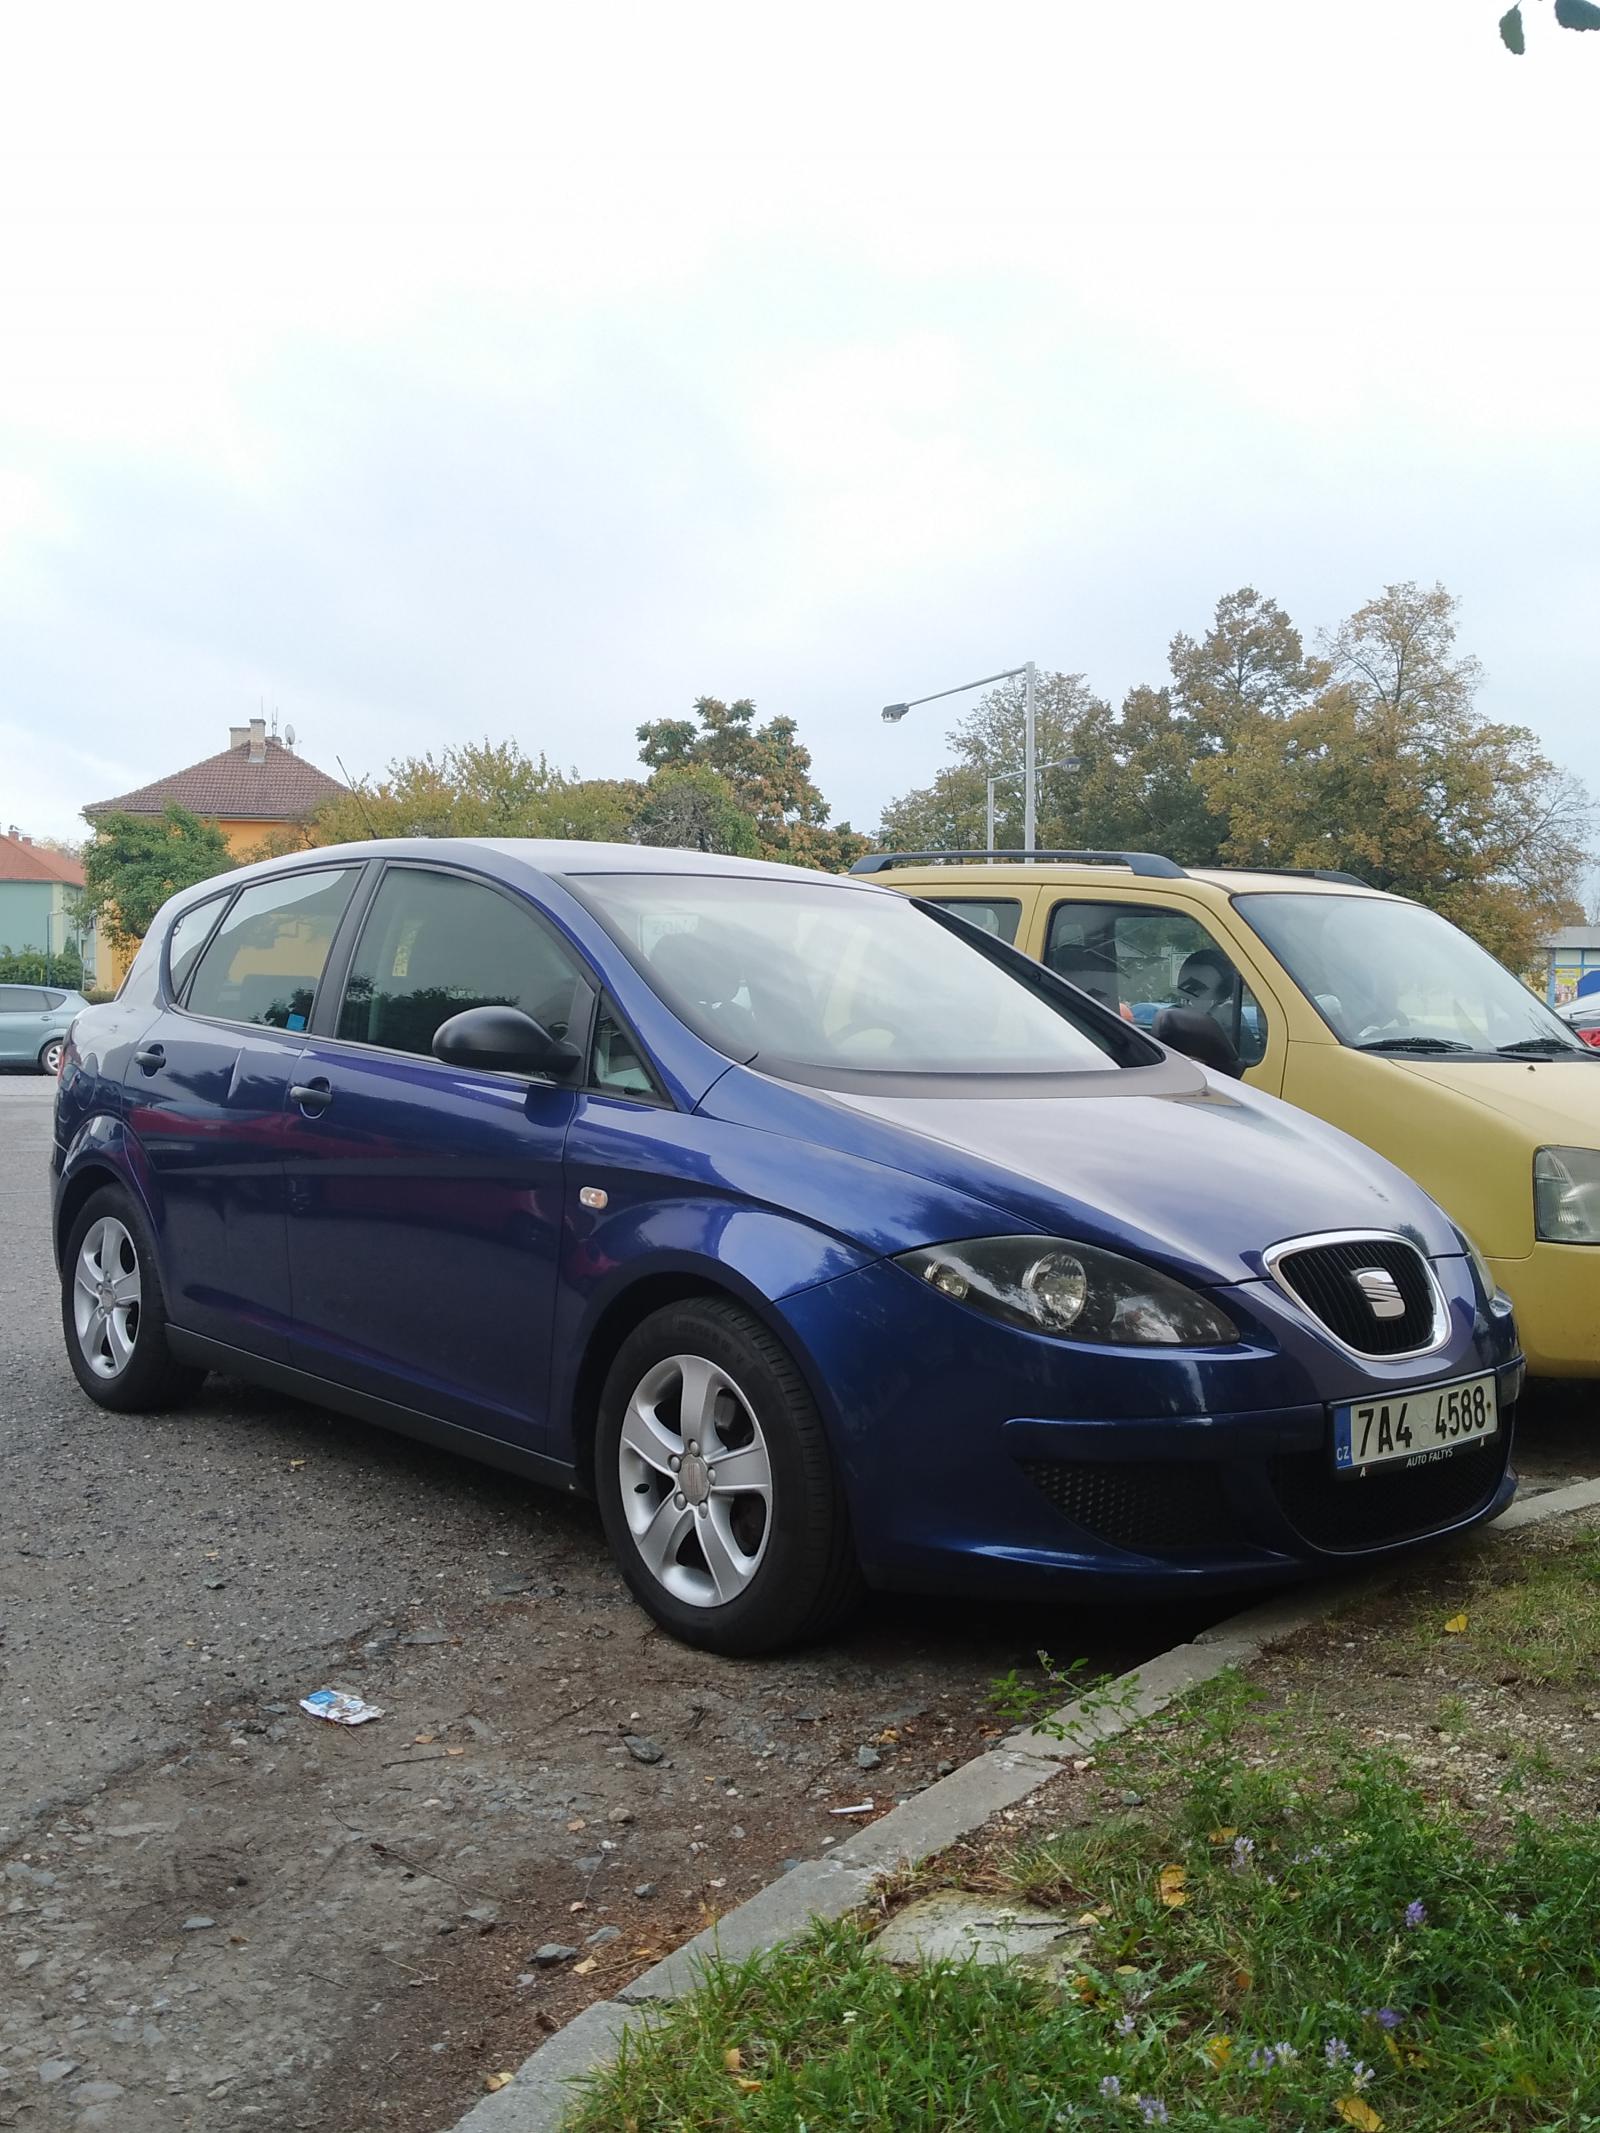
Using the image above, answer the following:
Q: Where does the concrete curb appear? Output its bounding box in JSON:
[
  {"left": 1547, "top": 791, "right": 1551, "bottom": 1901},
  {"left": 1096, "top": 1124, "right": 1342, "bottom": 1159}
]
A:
[{"left": 442, "top": 1476, "right": 1600, "bottom": 2133}]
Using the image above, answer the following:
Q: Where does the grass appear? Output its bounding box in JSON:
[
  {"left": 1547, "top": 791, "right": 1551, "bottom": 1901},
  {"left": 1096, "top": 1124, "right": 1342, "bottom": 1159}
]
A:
[{"left": 561, "top": 1523, "right": 1600, "bottom": 2132}]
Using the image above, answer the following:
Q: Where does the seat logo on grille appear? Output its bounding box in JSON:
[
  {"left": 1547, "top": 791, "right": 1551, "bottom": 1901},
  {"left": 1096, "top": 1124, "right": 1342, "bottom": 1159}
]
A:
[{"left": 1353, "top": 1266, "right": 1407, "bottom": 1320}]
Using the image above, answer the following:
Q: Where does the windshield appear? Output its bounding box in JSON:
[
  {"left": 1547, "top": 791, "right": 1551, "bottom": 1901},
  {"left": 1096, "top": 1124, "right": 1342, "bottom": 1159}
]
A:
[
  {"left": 1235, "top": 892, "right": 1585, "bottom": 1056},
  {"left": 578, "top": 874, "right": 1127, "bottom": 1077}
]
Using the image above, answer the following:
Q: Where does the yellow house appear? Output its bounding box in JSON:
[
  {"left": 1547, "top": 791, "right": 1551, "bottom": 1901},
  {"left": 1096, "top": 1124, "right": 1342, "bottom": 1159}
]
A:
[{"left": 84, "top": 718, "right": 345, "bottom": 985}]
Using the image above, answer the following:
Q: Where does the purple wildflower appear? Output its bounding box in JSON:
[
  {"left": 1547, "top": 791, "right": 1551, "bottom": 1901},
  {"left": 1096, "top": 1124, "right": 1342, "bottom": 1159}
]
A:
[
  {"left": 1404, "top": 1900, "right": 1427, "bottom": 1929},
  {"left": 1115, "top": 2013, "right": 1137, "bottom": 2037},
  {"left": 1325, "top": 2037, "right": 1351, "bottom": 2068},
  {"left": 1230, "top": 1835, "right": 1256, "bottom": 1871},
  {"left": 1375, "top": 2009, "right": 1402, "bottom": 2031},
  {"left": 1137, "top": 2100, "right": 1169, "bottom": 2126},
  {"left": 1099, "top": 2075, "right": 1123, "bottom": 2100},
  {"left": 1352, "top": 2062, "right": 1376, "bottom": 2092}
]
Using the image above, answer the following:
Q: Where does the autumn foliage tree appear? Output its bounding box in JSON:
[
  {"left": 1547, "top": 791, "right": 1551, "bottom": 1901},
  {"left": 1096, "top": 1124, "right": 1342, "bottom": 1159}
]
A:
[
  {"left": 636, "top": 698, "right": 868, "bottom": 871},
  {"left": 876, "top": 582, "right": 1591, "bottom": 971}
]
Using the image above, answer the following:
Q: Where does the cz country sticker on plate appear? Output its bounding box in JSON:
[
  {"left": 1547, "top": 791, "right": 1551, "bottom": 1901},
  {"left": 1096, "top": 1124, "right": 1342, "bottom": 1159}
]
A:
[{"left": 1333, "top": 1371, "right": 1499, "bottom": 1474}]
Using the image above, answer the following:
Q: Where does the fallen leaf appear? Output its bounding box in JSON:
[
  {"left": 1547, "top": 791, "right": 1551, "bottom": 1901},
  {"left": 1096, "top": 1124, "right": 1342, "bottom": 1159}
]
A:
[
  {"left": 723, "top": 2048, "right": 744, "bottom": 2073},
  {"left": 1113, "top": 1964, "right": 1139, "bottom": 1977},
  {"left": 1158, "top": 1864, "right": 1188, "bottom": 1908},
  {"left": 734, "top": 2078, "right": 762, "bottom": 2092},
  {"left": 1204, "top": 2035, "right": 1232, "bottom": 2069},
  {"left": 567, "top": 1818, "right": 588, "bottom": 1833},
  {"left": 1335, "top": 2098, "right": 1382, "bottom": 2131},
  {"left": 203, "top": 1550, "right": 221, "bottom": 1561},
  {"left": 569, "top": 1901, "right": 587, "bottom": 1913},
  {"left": 1074, "top": 1912, "right": 1102, "bottom": 1929},
  {"left": 573, "top": 1957, "right": 598, "bottom": 1976},
  {"left": 1208, "top": 1826, "right": 1238, "bottom": 1844},
  {"left": 484, "top": 2072, "right": 514, "bottom": 2094},
  {"left": 414, "top": 1735, "right": 435, "bottom": 1745},
  {"left": 1445, "top": 1613, "right": 1469, "bottom": 1634},
  {"left": 288, "top": 1459, "right": 307, "bottom": 1470},
  {"left": 1233, "top": 1968, "right": 1253, "bottom": 1993},
  {"left": 446, "top": 1746, "right": 466, "bottom": 1757},
  {"left": 1071, "top": 1974, "right": 1100, "bottom": 2003}
]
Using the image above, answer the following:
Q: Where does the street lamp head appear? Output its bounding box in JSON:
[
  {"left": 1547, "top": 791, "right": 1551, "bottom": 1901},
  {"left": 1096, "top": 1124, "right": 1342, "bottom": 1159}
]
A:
[{"left": 881, "top": 703, "right": 910, "bottom": 724}]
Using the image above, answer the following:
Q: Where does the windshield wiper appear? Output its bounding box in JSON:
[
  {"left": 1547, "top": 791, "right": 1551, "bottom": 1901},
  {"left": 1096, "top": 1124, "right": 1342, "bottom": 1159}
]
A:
[
  {"left": 1496, "top": 1037, "right": 1584, "bottom": 1057},
  {"left": 1353, "top": 1036, "right": 1473, "bottom": 1054}
]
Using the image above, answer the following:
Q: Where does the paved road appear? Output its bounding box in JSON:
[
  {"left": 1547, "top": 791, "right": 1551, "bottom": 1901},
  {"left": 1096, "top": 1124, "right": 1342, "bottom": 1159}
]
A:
[{"left": 2, "top": 1074, "right": 1595, "bottom": 2133}]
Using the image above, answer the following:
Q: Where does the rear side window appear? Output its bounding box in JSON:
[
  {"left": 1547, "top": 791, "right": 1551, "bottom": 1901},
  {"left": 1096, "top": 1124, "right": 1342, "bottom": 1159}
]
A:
[
  {"left": 0, "top": 986, "right": 47, "bottom": 1010},
  {"left": 185, "top": 870, "right": 358, "bottom": 1030},
  {"left": 920, "top": 896, "right": 1022, "bottom": 945},
  {"left": 337, "top": 866, "right": 591, "bottom": 1060},
  {"left": 165, "top": 893, "right": 232, "bottom": 997}
]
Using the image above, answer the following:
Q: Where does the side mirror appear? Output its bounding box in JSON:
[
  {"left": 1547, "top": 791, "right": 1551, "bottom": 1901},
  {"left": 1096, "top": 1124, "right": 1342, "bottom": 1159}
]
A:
[
  {"left": 432, "top": 1004, "right": 580, "bottom": 1077},
  {"left": 1154, "top": 1006, "right": 1245, "bottom": 1080}
]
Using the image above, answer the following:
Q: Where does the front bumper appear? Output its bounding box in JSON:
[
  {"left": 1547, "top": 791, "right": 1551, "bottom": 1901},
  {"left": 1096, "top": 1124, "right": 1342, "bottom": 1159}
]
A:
[
  {"left": 778, "top": 1254, "right": 1521, "bottom": 1600},
  {"left": 1487, "top": 1242, "right": 1600, "bottom": 1378}
]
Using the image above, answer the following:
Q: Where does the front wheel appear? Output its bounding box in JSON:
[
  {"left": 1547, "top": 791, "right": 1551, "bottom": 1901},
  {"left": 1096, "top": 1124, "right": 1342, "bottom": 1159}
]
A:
[
  {"left": 595, "top": 1297, "right": 862, "bottom": 1654},
  {"left": 38, "top": 1038, "right": 63, "bottom": 1075},
  {"left": 60, "top": 1186, "right": 204, "bottom": 1412}
]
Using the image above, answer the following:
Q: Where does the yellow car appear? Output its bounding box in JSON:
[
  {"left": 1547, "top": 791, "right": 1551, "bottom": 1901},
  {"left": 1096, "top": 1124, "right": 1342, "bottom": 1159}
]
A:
[{"left": 862, "top": 848, "right": 1600, "bottom": 1376}]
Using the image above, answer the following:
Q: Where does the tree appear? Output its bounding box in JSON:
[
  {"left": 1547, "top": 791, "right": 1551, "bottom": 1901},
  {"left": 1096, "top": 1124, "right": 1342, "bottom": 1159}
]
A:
[
  {"left": 270, "top": 739, "right": 644, "bottom": 853},
  {"left": 636, "top": 698, "right": 868, "bottom": 870},
  {"left": 1500, "top": 2, "right": 1600, "bottom": 55},
  {"left": 1167, "top": 586, "right": 1328, "bottom": 734},
  {"left": 0, "top": 940, "right": 87, "bottom": 989},
  {"left": 81, "top": 807, "right": 237, "bottom": 949},
  {"left": 634, "top": 764, "right": 759, "bottom": 855},
  {"left": 1203, "top": 582, "right": 1591, "bottom": 967}
]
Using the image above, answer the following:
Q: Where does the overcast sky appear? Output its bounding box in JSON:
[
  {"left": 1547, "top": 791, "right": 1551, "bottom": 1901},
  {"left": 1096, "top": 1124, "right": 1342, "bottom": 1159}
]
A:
[{"left": 3, "top": 1, "right": 1597, "bottom": 844}]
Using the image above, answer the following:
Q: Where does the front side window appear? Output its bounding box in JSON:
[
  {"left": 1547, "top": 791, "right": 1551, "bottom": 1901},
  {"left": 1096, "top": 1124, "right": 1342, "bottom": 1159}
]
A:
[
  {"left": 577, "top": 874, "right": 1133, "bottom": 1079},
  {"left": 337, "top": 867, "right": 591, "bottom": 1060},
  {"left": 185, "top": 870, "right": 358, "bottom": 1031},
  {"left": 165, "top": 893, "right": 231, "bottom": 998},
  {"left": 1044, "top": 900, "right": 1268, "bottom": 1067},
  {"left": 1235, "top": 892, "right": 1585, "bottom": 1057},
  {"left": 919, "top": 897, "right": 1023, "bottom": 945}
]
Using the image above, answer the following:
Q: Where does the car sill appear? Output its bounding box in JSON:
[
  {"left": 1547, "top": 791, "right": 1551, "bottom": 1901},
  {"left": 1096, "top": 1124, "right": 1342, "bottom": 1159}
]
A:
[{"left": 165, "top": 1331, "right": 587, "bottom": 1496}]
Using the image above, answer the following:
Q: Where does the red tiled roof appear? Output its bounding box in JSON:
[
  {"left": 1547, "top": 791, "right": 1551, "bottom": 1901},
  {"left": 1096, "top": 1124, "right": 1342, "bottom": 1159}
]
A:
[
  {"left": 85, "top": 736, "right": 346, "bottom": 823},
  {"left": 0, "top": 833, "right": 85, "bottom": 885}
]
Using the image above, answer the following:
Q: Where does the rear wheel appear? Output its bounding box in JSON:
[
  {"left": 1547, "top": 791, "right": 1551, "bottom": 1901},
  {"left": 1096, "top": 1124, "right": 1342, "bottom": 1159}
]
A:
[
  {"left": 60, "top": 1186, "right": 204, "bottom": 1412},
  {"left": 595, "top": 1297, "right": 862, "bottom": 1654},
  {"left": 38, "top": 1038, "right": 63, "bottom": 1075}
]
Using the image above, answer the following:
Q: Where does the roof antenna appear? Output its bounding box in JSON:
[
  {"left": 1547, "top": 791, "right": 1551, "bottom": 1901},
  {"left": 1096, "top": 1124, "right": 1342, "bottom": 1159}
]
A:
[{"left": 336, "top": 756, "right": 381, "bottom": 840}]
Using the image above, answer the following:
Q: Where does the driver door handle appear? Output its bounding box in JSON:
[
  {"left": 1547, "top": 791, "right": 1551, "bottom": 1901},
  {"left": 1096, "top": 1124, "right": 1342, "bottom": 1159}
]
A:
[
  {"left": 290, "top": 1078, "right": 333, "bottom": 1117},
  {"left": 133, "top": 1044, "right": 165, "bottom": 1073}
]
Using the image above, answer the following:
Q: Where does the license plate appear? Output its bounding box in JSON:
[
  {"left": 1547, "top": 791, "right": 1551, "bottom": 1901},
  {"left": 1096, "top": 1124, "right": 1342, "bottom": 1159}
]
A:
[{"left": 1333, "top": 1373, "right": 1500, "bottom": 1474}]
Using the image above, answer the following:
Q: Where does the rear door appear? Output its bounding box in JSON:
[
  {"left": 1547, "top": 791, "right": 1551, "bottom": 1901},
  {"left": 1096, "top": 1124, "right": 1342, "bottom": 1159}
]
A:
[
  {"left": 279, "top": 861, "right": 593, "bottom": 1450},
  {"left": 125, "top": 868, "right": 363, "bottom": 1359}
]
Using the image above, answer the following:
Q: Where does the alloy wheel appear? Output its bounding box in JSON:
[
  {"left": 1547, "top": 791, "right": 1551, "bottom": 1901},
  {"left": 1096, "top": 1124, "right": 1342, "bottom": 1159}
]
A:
[
  {"left": 40, "top": 1039, "right": 63, "bottom": 1075},
  {"left": 72, "top": 1216, "right": 142, "bottom": 1379},
  {"left": 617, "top": 1352, "right": 773, "bottom": 1607}
]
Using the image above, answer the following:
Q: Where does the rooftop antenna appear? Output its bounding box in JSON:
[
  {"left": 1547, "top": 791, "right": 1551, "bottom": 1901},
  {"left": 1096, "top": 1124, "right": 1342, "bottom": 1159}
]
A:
[{"left": 336, "top": 755, "right": 381, "bottom": 840}]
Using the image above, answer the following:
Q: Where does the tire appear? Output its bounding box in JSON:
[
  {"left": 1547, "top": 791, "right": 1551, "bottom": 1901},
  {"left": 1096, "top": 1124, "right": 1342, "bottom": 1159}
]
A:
[
  {"left": 595, "top": 1297, "right": 863, "bottom": 1655},
  {"left": 38, "top": 1038, "right": 63, "bottom": 1076},
  {"left": 60, "top": 1185, "right": 205, "bottom": 1413}
]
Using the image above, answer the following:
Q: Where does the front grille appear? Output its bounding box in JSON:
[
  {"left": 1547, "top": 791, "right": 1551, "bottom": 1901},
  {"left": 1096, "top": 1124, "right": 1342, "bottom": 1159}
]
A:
[
  {"left": 1020, "top": 1459, "right": 1234, "bottom": 1553},
  {"left": 1270, "top": 1435, "right": 1505, "bottom": 1552},
  {"left": 1270, "top": 1237, "right": 1439, "bottom": 1356}
]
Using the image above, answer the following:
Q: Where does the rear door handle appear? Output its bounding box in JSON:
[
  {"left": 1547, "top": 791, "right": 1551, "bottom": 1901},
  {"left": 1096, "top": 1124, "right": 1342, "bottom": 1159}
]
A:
[
  {"left": 133, "top": 1044, "right": 165, "bottom": 1073},
  {"left": 290, "top": 1078, "right": 333, "bottom": 1117}
]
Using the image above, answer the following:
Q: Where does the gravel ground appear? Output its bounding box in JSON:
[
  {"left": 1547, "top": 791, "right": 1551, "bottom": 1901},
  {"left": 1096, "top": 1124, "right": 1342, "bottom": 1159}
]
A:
[{"left": 2, "top": 1073, "right": 1594, "bottom": 2133}]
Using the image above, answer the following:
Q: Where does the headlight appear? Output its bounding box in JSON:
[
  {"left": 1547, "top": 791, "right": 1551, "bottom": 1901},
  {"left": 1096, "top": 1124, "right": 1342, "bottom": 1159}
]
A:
[
  {"left": 1534, "top": 1147, "right": 1600, "bottom": 1244},
  {"left": 896, "top": 1234, "right": 1238, "bottom": 1346}
]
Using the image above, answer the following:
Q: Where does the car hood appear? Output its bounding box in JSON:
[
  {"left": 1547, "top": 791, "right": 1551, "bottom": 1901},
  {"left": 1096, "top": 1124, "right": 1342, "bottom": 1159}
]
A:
[
  {"left": 703, "top": 1064, "right": 1456, "bottom": 1285},
  {"left": 1377, "top": 1056, "right": 1600, "bottom": 1145}
]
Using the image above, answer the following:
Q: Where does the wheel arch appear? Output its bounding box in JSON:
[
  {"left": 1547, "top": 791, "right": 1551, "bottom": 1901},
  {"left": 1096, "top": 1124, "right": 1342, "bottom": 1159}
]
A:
[{"left": 563, "top": 1264, "right": 838, "bottom": 1496}]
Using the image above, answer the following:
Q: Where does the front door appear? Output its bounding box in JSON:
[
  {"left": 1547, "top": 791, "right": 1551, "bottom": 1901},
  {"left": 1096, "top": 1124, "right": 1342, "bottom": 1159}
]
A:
[
  {"left": 125, "top": 868, "right": 363, "bottom": 1357},
  {"left": 280, "top": 863, "right": 593, "bottom": 1450}
]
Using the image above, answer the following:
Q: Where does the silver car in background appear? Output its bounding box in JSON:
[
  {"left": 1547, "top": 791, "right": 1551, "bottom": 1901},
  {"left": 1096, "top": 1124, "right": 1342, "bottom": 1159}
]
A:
[{"left": 0, "top": 983, "right": 87, "bottom": 1073}]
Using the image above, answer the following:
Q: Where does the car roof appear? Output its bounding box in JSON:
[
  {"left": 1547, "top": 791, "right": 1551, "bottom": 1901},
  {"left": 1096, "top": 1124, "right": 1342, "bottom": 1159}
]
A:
[
  {"left": 191, "top": 837, "right": 889, "bottom": 895},
  {"left": 859, "top": 855, "right": 1402, "bottom": 902}
]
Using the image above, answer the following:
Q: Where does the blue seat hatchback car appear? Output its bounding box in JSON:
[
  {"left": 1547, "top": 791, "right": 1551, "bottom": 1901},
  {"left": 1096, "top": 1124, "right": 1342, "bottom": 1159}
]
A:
[{"left": 53, "top": 840, "right": 1521, "bottom": 1652}]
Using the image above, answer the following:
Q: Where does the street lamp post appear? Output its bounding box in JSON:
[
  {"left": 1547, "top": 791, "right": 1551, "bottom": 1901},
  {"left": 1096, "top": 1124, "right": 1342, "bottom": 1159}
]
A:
[
  {"left": 985, "top": 756, "right": 1084, "bottom": 857},
  {"left": 882, "top": 660, "right": 1041, "bottom": 853}
]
